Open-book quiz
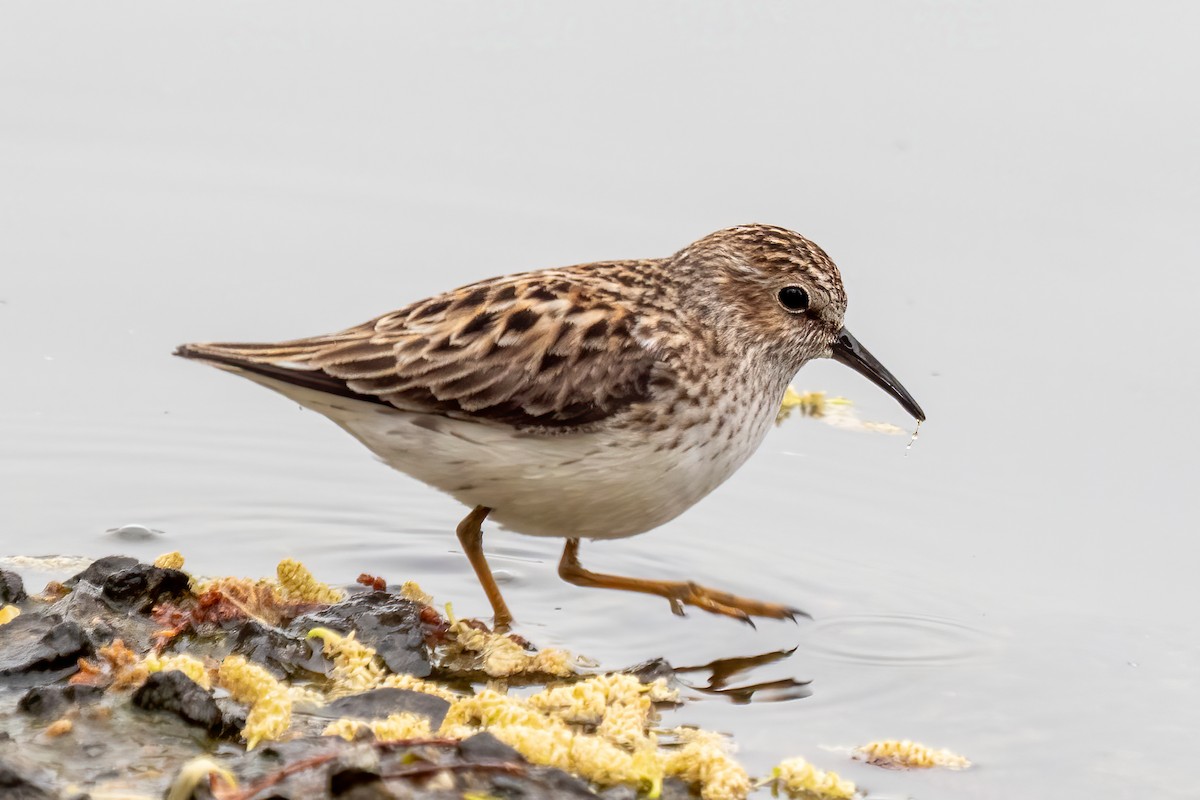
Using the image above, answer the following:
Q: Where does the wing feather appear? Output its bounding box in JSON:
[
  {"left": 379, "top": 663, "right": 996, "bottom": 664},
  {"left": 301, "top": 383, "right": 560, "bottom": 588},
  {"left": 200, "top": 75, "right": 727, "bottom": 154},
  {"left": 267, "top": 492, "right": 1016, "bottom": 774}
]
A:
[{"left": 176, "top": 264, "right": 660, "bottom": 429}]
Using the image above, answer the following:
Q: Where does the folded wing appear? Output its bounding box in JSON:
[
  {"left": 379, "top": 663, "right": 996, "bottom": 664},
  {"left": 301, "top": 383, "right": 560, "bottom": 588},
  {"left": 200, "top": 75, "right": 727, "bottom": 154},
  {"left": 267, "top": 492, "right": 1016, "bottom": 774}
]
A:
[{"left": 176, "top": 269, "right": 661, "bottom": 429}]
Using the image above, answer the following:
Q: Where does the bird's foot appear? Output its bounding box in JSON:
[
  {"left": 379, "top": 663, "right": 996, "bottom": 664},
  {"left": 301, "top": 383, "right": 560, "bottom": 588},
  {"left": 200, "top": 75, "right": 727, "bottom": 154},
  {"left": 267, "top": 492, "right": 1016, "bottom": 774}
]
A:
[{"left": 666, "top": 581, "right": 806, "bottom": 626}]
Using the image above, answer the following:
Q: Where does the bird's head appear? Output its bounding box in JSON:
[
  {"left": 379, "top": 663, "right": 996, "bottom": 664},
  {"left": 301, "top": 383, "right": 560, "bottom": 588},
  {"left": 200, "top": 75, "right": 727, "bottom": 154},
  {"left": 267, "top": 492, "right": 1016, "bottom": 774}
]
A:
[{"left": 673, "top": 224, "right": 925, "bottom": 422}]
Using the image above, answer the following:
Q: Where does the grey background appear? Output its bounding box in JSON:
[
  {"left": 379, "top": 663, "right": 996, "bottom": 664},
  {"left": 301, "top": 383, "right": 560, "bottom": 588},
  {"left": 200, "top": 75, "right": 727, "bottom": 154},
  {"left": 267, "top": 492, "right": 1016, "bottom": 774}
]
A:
[{"left": 2, "top": 3, "right": 1197, "bottom": 798}]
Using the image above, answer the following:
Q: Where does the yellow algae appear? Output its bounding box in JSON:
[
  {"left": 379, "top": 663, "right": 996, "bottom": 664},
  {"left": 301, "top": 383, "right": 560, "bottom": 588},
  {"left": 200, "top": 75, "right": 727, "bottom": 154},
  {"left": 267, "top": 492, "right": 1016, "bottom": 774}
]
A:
[
  {"left": 855, "top": 739, "right": 970, "bottom": 769},
  {"left": 663, "top": 728, "right": 751, "bottom": 800},
  {"left": 441, "top": 687, "right": 664, "bottom": 793},
  {"left": 529, "top": 646, "right": 578, "bottom": 676},
  {"left": 166, "top": 757, "right": 238, "bottom": 800},
  {"left": 0, "top": 605, "right": 19, "bottom": 625},
  {"left": 277, "top": 558, "right": 345, "bottom": 604},
  {"left": 379, "top": 671, "right": 461, "bottom": 702},
  {"left": 776, "top": 387, "right": 906, "bottom": 435},
  {"left": 447, "top": 621, "right": 531, "bottom": 677},
  {"left": 777, "top": 388, "right": 830, "bottom": 423},
  {"left": 529, "top": 675, "right": 618, "bottom": 723},
  {"left": 489, "top": 724, "right": 574, "bottom": 770},
  {"left": 145, "top": 653, "right": 212, "bottom": 690},
  {"left": 307, "top": 627, "right": 386, "bottom": 697},
  {"left": 773, "top": 756, "right": 857, "bottom": 799},
  {"left": 217, "top": 655, "right": 291, "bottom": 749},
  {"left": 307, "top": 625, "right": 461, "bottom": 702},
  {"left": 597, "top": 698, "right": 655, "bottom": 749},
  {"left": 399, "top": 580, "right": 433, "bottom": 605},
  {"left": 446, "top": 620, "right": 576, "bottom": 678},
  {"left": 153, "top": 551, "right": 185, "bottom": 570},
  {"left": 322, "top": 718, "right": 367, "bottom": 742},
  {"left": 322, "top": 711, "right": 432, "bottom": 742},
  {"left": 355, "top": 710, "right": 432, "bottom": 741},
  {"left": 287, "top": 684, "right": 327, "bottom": 707},
  {"left": 528, "top": 672, "right": 675, "bottom": 749},
  {"left": 442, "top": 688, "right": 552, "bottom": 733},
  {"left": 569, "top": 734, "right": 662, "bottom": 794}
]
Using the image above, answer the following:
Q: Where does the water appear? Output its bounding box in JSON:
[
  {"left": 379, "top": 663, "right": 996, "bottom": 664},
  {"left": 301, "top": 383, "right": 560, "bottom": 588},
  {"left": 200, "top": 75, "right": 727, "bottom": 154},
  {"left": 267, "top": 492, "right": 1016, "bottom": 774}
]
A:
[{"left": 2, "top": 3, "right": 1198, "bottom": 797}]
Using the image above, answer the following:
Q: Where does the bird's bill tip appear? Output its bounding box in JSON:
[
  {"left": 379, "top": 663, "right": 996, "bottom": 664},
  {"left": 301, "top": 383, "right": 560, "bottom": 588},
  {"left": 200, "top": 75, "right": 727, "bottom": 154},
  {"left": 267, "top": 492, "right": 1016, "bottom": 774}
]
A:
[{"left": 829, "top": 328, "right": 925, "bottom": 422}]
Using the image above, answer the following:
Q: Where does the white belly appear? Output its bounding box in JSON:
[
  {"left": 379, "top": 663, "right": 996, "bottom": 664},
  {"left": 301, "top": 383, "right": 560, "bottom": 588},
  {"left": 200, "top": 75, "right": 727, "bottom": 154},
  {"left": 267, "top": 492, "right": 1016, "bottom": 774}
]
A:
[{"left": 237, "top": 370, "right": 780, "bottom": 540}]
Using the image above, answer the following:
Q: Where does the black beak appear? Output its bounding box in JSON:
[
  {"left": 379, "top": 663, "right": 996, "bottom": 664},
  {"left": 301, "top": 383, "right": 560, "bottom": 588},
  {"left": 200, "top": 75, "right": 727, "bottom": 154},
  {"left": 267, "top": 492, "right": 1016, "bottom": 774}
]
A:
[{"left": 829, "top": 328, "right": 926, "bottom": 422}]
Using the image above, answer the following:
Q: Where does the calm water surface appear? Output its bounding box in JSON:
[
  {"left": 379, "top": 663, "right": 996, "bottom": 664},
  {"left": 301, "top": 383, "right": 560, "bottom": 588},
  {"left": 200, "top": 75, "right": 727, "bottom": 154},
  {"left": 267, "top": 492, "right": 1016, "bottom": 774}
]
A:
[{"left": 2, "top": 4, "right": 1198, "bottom": 798}]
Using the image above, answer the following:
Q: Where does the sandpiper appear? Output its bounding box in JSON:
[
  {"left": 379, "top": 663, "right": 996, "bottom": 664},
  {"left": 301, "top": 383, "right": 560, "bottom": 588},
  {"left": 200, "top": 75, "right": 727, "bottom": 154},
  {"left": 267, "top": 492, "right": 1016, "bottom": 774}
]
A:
[{"left": 177, "top": 224, "right": 924, "bottom": 627}]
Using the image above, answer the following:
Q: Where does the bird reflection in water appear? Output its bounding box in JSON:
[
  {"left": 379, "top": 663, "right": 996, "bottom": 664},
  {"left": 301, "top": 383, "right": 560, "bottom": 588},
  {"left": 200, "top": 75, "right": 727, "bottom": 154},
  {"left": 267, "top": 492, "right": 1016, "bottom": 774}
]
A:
[{"left": 632, "top": 649, "right": 811, "bottom": 705}]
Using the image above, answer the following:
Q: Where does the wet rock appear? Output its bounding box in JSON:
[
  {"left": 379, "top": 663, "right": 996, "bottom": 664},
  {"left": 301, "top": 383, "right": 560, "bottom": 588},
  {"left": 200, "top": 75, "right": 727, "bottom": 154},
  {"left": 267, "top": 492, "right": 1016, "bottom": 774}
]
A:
[
  {"left": 328, "top": 746, "right": 393, "bottom": 799},
  {"left": 0, "top": 569, "right": 26, "bottom": 603},
  {"left": 482, "top": 769, "right": 598, "bottom": 799},
  {"left": 323, "top": 688, "right": 450, "bottom": 728},
  {"left": 660, "top": 778, "right": 694, "bottom": 799},
  {"left": 0, "top": 613, "right": 92, "bottom": 684},
  {"left": 456, "top": 731, "right": 523, "bottom": 762},
  {"left": 290, "top": 592, "right": 431, "bottom": 678},
  {"left": 230, "top": 618, "right": 326, "bottom": 679},
  {"left": 65, "top": 555, "right": 139, "bottom": 589},
  {"left": 132, "top": 670, "right": 229, "bottom": 736},
  {"left": 625, "top": 657, "right": 675, "bottom": 684},
  {"left": 17, "top": 685, "right": 103, "bottom": 717},
  {"left": 329, "top": 766, "right": 396, "bottom": 799},
  {"left": 0, "top": 756, "right": 57, "bottom": 799},
  {"left": 184, "top": 734, "right": 607, "bottom": 800},
  {"left": 48, "top": 587, "right": 118, "bottom": 652},
  {"left": 100, "top": 565, "right": 191, "bottom": 612},
  {"left": 48, "top": 586, "right": 159, "bottom": 652}
]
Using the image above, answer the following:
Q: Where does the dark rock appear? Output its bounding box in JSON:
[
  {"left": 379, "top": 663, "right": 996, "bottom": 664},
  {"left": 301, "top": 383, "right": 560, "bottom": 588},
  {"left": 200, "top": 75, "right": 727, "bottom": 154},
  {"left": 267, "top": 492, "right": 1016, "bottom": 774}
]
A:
[
  {"left": 17, "top": 685, "right": 103, "bottom": 717},
  {"left": 324, "top": 688, "right": 450, "bottom": 728},
  {"left": 625, "top": 657, "right": 675, "bottom": 684},
  {"left": 329, "top": 767, "right": 394, "bottom": 799},
  {"left": 457, "top": 731, "right": 525, "bottom": 763},
  {"left": 0, "top": 613, "right": 92, "bottom": 683},
  {"left": 0, "top": 756, "right": 57, "bottom": 799},
  {"left": 659, "top": 778, "right": 694, "bottom": 799},
  {"left": 230, "top": 619, "right": 326, "bottom": 679},
  {"left": 290, "top": 592, "right": 431, "bottom": 678},
  {"left": 484, "top": 769, "right": 599, "bottom": 798},
  {"left": 45, "top": 584, "right": 163, "bottom": 655},
  {"left": 0, "top": 570, "right": 26, "bottom": 603},
  {"left": 132, "top": 671, "right": 226, "bottom": 736},
  {"left": 101, "top": 565, "right": 190, "bottom": 612},
  {"left": 214, "top": 696, "right": 248, "bottom": 736},
  {"left": 596, "top": 778, "right": 690, "bottom": 799},
  {"left": 524, "top": 767, "right": 597, "bottom": 798},
  {"left": 65, "top": 556, "right": 139, "bottom": 589}
]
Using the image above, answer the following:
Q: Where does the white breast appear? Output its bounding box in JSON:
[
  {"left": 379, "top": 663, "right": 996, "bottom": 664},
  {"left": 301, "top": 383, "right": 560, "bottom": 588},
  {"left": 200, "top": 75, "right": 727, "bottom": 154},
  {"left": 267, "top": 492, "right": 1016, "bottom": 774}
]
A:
[{"left": 240, "top": 369, "right": 783, "bottom": 540}]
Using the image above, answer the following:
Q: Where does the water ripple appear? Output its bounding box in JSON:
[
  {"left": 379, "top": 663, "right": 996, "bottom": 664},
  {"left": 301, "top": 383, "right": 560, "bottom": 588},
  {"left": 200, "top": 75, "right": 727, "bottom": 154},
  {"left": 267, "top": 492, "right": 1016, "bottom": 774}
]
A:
[{"left": 804, "top": 613, "right": 996, "bottom": 666}]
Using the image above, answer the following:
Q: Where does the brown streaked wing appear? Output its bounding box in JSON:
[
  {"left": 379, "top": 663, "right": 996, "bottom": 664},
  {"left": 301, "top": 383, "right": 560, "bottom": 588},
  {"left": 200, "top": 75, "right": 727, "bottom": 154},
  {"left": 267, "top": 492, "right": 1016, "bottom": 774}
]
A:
[{"left": 176, "top": 269, "right": 661, "bottom": 429}]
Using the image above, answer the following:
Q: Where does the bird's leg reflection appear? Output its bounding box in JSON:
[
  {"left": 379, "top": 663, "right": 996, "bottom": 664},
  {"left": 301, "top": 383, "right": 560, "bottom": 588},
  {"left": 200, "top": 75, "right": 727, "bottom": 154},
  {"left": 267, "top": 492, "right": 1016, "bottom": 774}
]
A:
[{"left": 674, "top": 649, "right": 812, "bottom": 704}]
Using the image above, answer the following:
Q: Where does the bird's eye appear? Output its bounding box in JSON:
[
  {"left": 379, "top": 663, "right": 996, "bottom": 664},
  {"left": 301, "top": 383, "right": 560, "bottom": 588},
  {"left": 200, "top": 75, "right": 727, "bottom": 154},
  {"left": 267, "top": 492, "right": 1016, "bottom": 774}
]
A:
[{"left": 778, "top": 286, "right": 810, "bottom": 312}]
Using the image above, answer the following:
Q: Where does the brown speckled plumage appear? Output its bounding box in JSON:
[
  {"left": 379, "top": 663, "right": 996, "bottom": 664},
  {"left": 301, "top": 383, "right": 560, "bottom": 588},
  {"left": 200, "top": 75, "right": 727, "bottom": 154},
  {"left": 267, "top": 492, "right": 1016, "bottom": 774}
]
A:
[
  {"left": 177, "top": 225, "right": 844, "bottom": 432},
  {"left": 177, "top": 224, "right": 923, "bottom": 626}
]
